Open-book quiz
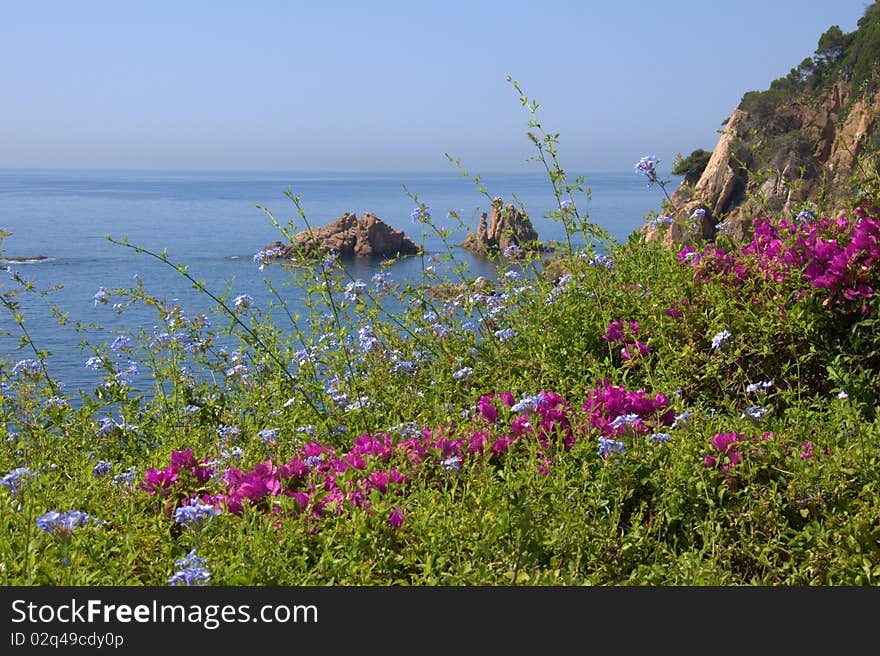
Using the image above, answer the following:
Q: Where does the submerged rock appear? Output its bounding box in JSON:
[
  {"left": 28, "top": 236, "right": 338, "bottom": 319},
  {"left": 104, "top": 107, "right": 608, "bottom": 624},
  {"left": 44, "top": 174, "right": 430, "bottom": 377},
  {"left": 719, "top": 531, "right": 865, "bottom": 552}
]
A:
[{"left": 0, "top": 255, "right": 52, "bottom": 263}]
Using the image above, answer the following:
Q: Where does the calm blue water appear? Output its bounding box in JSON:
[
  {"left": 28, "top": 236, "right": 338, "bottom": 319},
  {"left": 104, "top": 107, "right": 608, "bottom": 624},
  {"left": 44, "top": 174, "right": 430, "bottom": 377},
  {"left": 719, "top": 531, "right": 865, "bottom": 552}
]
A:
[{"left": 0, "top": 169, "right": 668, "bottom": 394}]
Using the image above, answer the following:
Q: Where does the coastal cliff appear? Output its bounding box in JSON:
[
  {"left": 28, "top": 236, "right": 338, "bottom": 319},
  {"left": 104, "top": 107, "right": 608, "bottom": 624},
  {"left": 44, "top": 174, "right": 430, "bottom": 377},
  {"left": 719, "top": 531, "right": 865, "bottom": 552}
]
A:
[{"left": 641, "top": 2, "right": 880, "bottom": 246}]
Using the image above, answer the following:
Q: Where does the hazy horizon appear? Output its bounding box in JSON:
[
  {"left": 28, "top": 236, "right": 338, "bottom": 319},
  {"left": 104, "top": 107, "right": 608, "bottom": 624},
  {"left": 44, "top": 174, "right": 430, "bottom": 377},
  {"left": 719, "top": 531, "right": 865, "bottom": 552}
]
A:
[{"left": 1, "top": 1, "right": 871, "bottom": 173}]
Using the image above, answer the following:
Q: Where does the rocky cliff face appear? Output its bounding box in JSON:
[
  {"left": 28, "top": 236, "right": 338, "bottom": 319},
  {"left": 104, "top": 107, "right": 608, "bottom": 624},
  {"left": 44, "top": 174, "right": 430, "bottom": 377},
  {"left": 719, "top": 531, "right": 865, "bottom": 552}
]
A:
[{"left": 641, "top": 80, "right": 880, "bottom": 247}]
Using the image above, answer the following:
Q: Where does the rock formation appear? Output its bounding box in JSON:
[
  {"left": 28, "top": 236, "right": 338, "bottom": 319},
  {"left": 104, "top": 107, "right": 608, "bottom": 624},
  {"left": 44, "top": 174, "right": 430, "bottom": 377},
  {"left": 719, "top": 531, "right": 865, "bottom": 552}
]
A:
[
  {"left": 425, "top": 275, "right": 495, "bottom": 300},
  {"left": 461, "top": 197, "right": 543, "bottom": 256},
  {"left": 266, "top": 212, "right": 420, "bottom": 260},
  {"left": 639, "top": 4, "right": 880, "bottom": 247}
]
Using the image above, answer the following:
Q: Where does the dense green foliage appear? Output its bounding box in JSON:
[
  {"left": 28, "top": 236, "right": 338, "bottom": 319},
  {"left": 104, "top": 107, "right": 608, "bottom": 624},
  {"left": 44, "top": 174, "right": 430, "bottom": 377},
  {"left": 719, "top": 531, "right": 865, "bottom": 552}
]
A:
[
  {"left": 672, "top": 148, "right": 712, "bottom": 185},
  {"left": 740, "top": 1, "right": 880, "bottom": 118},
  {"left": 2, "top": 81, "right": 880, "bottom": 586}
]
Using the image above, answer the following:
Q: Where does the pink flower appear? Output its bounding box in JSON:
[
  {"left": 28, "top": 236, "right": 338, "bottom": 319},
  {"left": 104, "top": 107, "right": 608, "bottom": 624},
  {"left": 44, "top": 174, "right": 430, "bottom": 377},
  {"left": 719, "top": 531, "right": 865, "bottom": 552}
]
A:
[
  {"left": 387, "top": 507, "right": 404, "bottom": 528},
  {"left": 478, "top": 395, "right": 499, "bottom": 423},
  {"left": 800, "top": 442, "right": 814, "bottom": 460},
  {"left": 602, "top": 321, "right": 624, "bottom": 342}
]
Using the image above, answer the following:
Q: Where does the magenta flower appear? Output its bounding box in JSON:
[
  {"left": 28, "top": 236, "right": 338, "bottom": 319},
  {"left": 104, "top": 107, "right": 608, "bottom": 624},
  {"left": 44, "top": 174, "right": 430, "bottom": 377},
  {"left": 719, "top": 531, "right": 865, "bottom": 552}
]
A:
[
  {"left": 140, "top": 465, "right": 178, "bottom": 496},
  {"left": 706, "top": 431, "right": 747, "bottom": 470},
  {"left": 478, "top": 395, "right": 499, "bottom": 423},
  {"left": 602, "top": 321, "right": 624, "bottom": 342},
  {"left": 387, "top": 507, "right": 404, "bottom": 528},
  {"left": 800, "top": 442, "right": 814, "bottom": 460}
]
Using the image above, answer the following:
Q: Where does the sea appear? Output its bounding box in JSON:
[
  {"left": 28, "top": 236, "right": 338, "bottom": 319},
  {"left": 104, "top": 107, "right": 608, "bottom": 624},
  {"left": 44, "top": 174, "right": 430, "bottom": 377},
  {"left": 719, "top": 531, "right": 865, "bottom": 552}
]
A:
[{"left": 0, "top": 169, "right": 671, "bottom": 395}]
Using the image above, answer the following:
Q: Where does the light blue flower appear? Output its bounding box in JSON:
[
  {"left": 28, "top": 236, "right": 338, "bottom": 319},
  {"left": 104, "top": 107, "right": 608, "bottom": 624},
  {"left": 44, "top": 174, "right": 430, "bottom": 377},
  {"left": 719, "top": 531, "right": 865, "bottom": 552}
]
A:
[
  {"left": 168, "top": 549, "right": 210, "bottom": 586},
  {"left": 794, "top": 209, "right": 816, "bottom": 223},
  {"left": 372, "top": 271, "right": 394, "bottom": 290},
  {"left": 233, "top": 294, "right": 253, "bottom": 310},
  {"left": 93, "top": 287, "right": 110, "bottom": 306},
  {"left": 442, "top": 456, "right": 462, "bottom": 472},
  {"left": 217, "top": 424, "right": 241, "bottom": 441},
  {"left": 257, "top": 428, "right": 280, "bottom": 444},
  {"left": 36, "top": 510, "right": 101, "bottom": 535},
  {"left": 91, "top": 461, "right": 113, "bottom": 478},
  {"left": 635, "top": 155, "right": 659, "bottom": 183},
  {"left": 113, "top": 361, "right": 139, "bottom": 386},
  {"left": 344, "top": 280, "right": 366, "bottom": 301},
  {"left": 671, "top": 411, "right": 692, "bottom": 429},
  {"left": 86, "top": 355, "right": 104, "bottom": 371},
  {"left": 587, "top": 254, "right": 615, "bottom": 269},
  {"left": 253, "top": 245, "right": 284, "bottom": 269},
  {"left": 411, "top": 207, "right": 431, "bottom": 223},
  {"left": 511, "top": 394, "right": 542, "bottom": 413},
  {"left": 598, "top": 437, "right": 626, "bottom": 459},
  {"left": 44, "top": 395, "right": 68, "bottom": 409},
  {"left": 113, "top": 467, "right": 137, "bottom": 488},
  {"left": 110, "top": 335, "right": 131, "bottom": 351},
  {"left": 715, "top": 220, "right": 732, "bottom": 234},
  {"left": 452, "top": 366, "right": 473, "bottom": 380},
  {"left": 357, "top": 325, "right": 379, "bottom": 352},
  {"left": 494, "top": 328, "right": 517, "bottom": 342},
  {"left": 648, "top": 432, "right": 671, "bottom": 444},
  {"left": 173, "top": 498, "right": 221, "bottom": 530},
  {"left": 742, "top": 406, "right": 769, "bottom": 420},
  {"left": 711, "top": 330, "right": 732, "bottom": 350},
  {"left": 11, "top": 359, "right": 42, "bottom": 377},
  {"left": 0, "top": 467, "right": 37, "bottom": 495},
  {"left": 609, "top": 413, "right": 641, "bottom": 429}
]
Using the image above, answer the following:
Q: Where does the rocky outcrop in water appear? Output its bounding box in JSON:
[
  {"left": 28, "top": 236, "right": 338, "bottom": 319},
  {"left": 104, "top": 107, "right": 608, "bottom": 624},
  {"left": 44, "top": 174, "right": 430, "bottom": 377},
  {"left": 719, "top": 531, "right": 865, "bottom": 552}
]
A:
[
  {"left": 266, "top": 212, "right": 419, "bottom": 260},
  {"left": 461, "top": 197, "right": 543, "bottom": 256}
]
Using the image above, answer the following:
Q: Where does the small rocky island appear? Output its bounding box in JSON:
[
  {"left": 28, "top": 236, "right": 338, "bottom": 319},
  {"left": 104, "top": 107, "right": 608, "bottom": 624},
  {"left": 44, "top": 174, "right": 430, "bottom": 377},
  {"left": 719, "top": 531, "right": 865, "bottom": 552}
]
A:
[
  {"left": 264, "top": 211, "right": 420, "bottom": 260},
  {"left": 461, "top": 197, "right": 544, "bottom": 257}
]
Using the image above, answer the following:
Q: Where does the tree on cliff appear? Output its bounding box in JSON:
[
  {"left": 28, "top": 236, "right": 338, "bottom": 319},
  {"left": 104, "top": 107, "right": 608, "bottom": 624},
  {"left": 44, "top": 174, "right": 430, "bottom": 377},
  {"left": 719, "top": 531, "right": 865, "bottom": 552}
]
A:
[{"left": 672, "top": 149, "right": 712, "bottom": 185}]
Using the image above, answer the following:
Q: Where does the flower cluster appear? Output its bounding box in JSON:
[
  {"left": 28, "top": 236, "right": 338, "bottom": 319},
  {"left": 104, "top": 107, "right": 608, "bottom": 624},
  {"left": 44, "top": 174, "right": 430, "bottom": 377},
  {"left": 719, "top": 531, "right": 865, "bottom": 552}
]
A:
[
  {"left": 635, "top": 155, "right": 660, "bottom": 185},
  {"left": 233, "top": 294, "right": 253, "bottom": 311},
  {"left": 36, "top": 510, "right": 103, "bottom": 536},
  {"left": 702, "top": 430, "right": 822, "bottom": 478},
  {"left": 711, "top": 329, "right": 732, "bottom": 351},
  {"left": 602, "top": 320, "right": 650, "bottom": 361},
  {"left": 680, "top": 203, "right": 880, "bottom": 313},
  {"left": 140, "top": 449, "right": 214, "bottom": 502},
  {"left": 703, "top": 431, "right": 750, "bottom": 472},
  {"left": 410, "top": 207, "right": 431, "bottom": 223},
  {"left": 11, "top": 359, "right": 42, "bottom": 377},
  {"left": 168, "top": 550, "right": 210, "bottom": 586},
  {"left": 141, "top": 389, "right": 581, "bottom": 529},
  {"left": 1, "top": 467, "right": 38, "bottom": 495},
  {"left": 174, "top": 498, "right": 221, "bottom": 530},
  {"left": 582, "top": 380, "right": 675, "bottom": 439}
]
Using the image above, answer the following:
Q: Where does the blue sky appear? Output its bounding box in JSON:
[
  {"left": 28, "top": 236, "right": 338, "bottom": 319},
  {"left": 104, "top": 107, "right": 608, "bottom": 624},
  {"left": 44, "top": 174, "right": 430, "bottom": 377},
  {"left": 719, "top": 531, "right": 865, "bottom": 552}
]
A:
[{"left": 0, "top": 0, "right": 872, "bottom": 172}]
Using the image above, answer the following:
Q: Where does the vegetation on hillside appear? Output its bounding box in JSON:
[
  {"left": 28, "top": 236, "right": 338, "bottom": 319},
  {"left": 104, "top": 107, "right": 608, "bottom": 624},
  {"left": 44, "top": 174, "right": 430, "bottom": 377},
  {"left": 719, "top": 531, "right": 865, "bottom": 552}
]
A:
[{"left": 740, "top": 1, "right": 880, "bottom": 125}]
